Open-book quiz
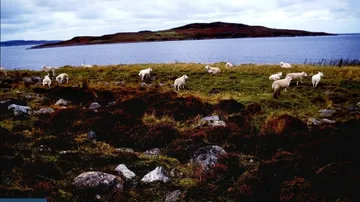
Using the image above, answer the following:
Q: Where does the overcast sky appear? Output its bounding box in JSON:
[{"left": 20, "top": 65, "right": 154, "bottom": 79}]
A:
[{"left": 1, "top": 0, "right": 359, "bottom": 41}]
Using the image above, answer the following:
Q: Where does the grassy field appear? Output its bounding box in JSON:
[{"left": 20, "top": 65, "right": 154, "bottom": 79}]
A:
[{"left": 1, "top": 63, "right": 360, "bottom": 201}]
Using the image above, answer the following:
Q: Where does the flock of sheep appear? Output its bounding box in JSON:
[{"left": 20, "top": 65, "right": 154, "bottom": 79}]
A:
[
  {"left": 1, "top": 62, "right": 324, "bottom": 98},
  {"left": 138, "top": 61, "right": 324, "bottom": 97}
]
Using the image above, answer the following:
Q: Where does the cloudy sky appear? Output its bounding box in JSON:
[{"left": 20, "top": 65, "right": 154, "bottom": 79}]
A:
[{"left": 1, "top": 0, "right": 359, "bottom": 41}]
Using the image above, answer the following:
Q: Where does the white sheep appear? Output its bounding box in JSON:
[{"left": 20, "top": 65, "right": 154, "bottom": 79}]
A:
[
  {"left": 82, "top": 63, "right": 93, "bottom": 68},
  {"left": 138, "top": 67, "right": 153, "bottom": 80},
  {"left": 280, "top": 61, "right": 292, "bottom": 68},
  {"left": 42, "top": 65, "right": 56, "bottom": 77},
  {"left": 269, "top": 72, "right": 282, "bottom": 81},
  {"left": 225, "top": 62, "right": 234, "bottom": 67},
  {"left": 286, "top": 72, "right": 308, "bottom": 85},
  {"left": 272, "top": 76, "right": 292, "bottom": 98},
  {"left": 56, "top": 73, "right": 69, "bottom": 84},
  {"left": 0, "top": 67, "right": 7, "bottom": 76},
  {"left": 312, "top": 72, "right": 324, "bottom": 88},
  {"left": 174, "top": 75, "right": 188, "bottom": 91},
  {"left": 205, "top": 65, "right": 221, "bottom": 74},
  {"left": 42, "top": 75, "right": 51, "bottom": 88}
]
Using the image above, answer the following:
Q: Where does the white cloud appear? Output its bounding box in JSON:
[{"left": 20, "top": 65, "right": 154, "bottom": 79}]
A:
[{"left": 1, "top": 0, "right": 359, "bottom": 41}]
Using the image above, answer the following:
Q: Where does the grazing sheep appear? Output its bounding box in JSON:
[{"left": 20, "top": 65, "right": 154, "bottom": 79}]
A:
[
  {"left": 286, "top": 72, "right": 308, "bottom": 85},
  {"left": 174, "top": 75, "right": 188, "bottom": 91},
  {"left": 280, "top": 61, "right": 292, "bottom": 68},
  {"left": 225, "top": 62, "right": 234, "bottom": 67},
  {"left": 272, "top": 76, "right": 292, "bottom": 98},
  {"left": 42, "top": 65, "right": 56, "bottom": 77},
  {"left": 312, "top": 72, "right": 324, "bottom": 88},
  {"left": 56, "top": 73, "right": 69, "bottom": 84},
  {"left": 42, "top": 75, "right": 51, "bottom": 88},
  {"left": 269, "top": 72, "right": 282, "bottom": 81},
  {"left": 205, "top": 65, "right": 221, "bottom": 74},
  {"left": 0, "top": 67, "right": 7, "bottom": 76},
  {"left": 138, "top": 67, "right": 153, "bottom": 81},
  {"left": 82, "top": 63, "right": 93, "bottom": 68}
]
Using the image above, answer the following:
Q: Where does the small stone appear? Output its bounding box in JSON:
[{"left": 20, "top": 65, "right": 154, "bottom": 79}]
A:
[
  {"left": 164, "top": 190, "right": 182, "bottom": 202},
  {"left": 89, "top": 102, "right": 101, "bottom": 110},
  {"left": 54, "top": 99, "right": 68, "bottom": 106},
  {"left": 95, "top": 195, "right": 101, "bottom": 200},
  {"left": 115, "top": 148, "right": 134, "bottom": 153},
  {"left": 34, "top": 108, "right": 55, "bottom": 114},
  {"left": 106, "top": 101, "right": 116, "bottom": 107},
  {"left": 212, "top": 120, "right": 226, "bottom": 127},
  {"left": 143, "top": 148, "right": 161, "bottom": 157},
  {"left": 23, "top": 78, "right": 32, "bottom": 83},
  {"left": 319, "top": 109, "right": 336, "bottom": 117},
  {"left": 201, "top": 115, "right": 220, "bottom": 122},
  {"left": 191, "top": 145, "right": 227, "bottom": 171},
  {"left": 87, "top": 131, "right": 97, "bottom": 140}
]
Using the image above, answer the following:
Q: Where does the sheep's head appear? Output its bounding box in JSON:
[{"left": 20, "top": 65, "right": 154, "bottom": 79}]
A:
[
  {"left": 205, "top": 65, "right": 210, "bottom": 70},
  {"left": 303, "top": 72, "right": 308, "bottom": 76},
  {"left": 319, "top": 72, "right": 324, "bottom": 77},
  {"left": 148, "top": 67, "right": 153, "bottom": 72},
  {"left": 183, "top": 75, "right": 188, "bottom": 79},
  {"left": 285, "top": 76, "right": 293, "bottom": 81},
  {"left": 279, "top": 72, "right": 283, "bottom": 76},
  {"left": 280, "top": 61, "right": 284, "bottom": 65}
]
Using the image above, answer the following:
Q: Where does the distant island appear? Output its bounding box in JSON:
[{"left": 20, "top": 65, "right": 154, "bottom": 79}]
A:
[
  {"left": 1, "top": 40, "right": 62, "bottom": 47},
  {"left": 30, "top": 22, "right": 334, "bottom": 49}
]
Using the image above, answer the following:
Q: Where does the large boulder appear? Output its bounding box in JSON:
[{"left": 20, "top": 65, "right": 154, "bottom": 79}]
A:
[
  {"left": 114, "top": 164, "right": 136, "bottom": 181},
  {"left": 190, "top": 145, "right": 227, "bottom": 171},
  {"left": 73, "top": 171, "right": 123, "bottom": 191},
  {"left": 141, "top": 166, "right": 169, "bottom": 183}
]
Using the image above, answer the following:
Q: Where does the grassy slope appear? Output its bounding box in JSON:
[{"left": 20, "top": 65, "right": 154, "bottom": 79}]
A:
[{"left": 1, "top": 63, "right": 360, "bottom": 201}]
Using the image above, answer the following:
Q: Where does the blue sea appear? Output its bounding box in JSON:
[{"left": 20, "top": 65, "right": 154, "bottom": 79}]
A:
[{"left": 1, "top": 34, "right": 360, "bottom": 70}]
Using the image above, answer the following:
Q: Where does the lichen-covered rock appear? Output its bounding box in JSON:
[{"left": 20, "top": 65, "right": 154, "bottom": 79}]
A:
[
  {"left": 34, "top": 108, "right": 55, "bottom": 114},
  {"left": 164, "top": 190, "right": 182, "bottom": 202},
  {"left": 115, "top": 148, "right": 134, "bottom": 153},
  {"left": 114, "top": 164, "right": 136, "bottom": 180},
  {"left": 23, "top": 77, "right": 32, "bottom": 84},
  {"left": 54, "top": 99, "right": 69, "bottom": 106},
  {"left": 191, "top": 145, "right": 227, "bottom": 170},
  {"left": 141, "top": 166, "right": 169, "bottom": 183},
  {"left": 143, "top": 148, "right": 161, "bottom": 157},
  {"left": 7, "top": 104, "right": 31, "bottom": 116},
  {"left": 73, "top": 171, "right": 123, "bottom": 191},
  {"left": 201, "top": 115, "right": 220, "bottom": 122},
  {"left": 89, "top": 102, "right": 101, "bottom": 110}
]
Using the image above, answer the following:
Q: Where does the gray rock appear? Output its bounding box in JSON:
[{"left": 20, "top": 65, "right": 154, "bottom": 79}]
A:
[
  {"left": 34, "top": 108, "right": 55, "bottom": 114},
  {"left": 7, "top": 104, "right": 31, "bottom": 116},
  {"left": 201, "top": 115, "right": 220, "bottom": 122},
  {"left": 89, "top": 102, "right": 101, "bottom": 110},
  {"left": 144, "top": 148, "right": 161, "bottom": 157},
  {"left": 319, "top": 109, "right": 336, "bottom": 117},
  {"left": 321, "top": 118, "right": 336, "bottom": 124},
  {"left": 307, "top": 118, "right": 336, "bottom": 126},
  {"left": 357, "top": 102, "right": 360, "bottom": 107},
  {"left": 32, "top": 77, "right": 42, "bottom": 83},
  {"left": 0, "top": 99, "right": 11, "bottom": 104},
  {"left": 54, "top": 99, "right": 68, "bottom": 106},
  {"left": 106, "top": 101, "right": 116, "bottom": 107},
  {"left": 140, "top": 82, "right": 148, "bottom": 88},
  {"left": 23, "top": 77, "right": 32, "bottom": 83},
  {"left": 348, "top": 105, "right": 359, "bottom": 112},
  {"left": 212, "top": 120, "right": 226, "bottom": 127},
  {"left": 141, "top": 166, "right": 169, "bottom": 183},
  {"left": 87, "top": 130, "right": 97, "bottom": 140},
  {"left": 115, "top": 164, "right": 136, "bottom": 180},
  {"left": 115, "top": 148, "right": 135, "bottom": 153},
  {"left": 164, "top": 190, "right": 182, "bottom": 202},
  {"left": 73, "top": 171, "right": 123, "bottom": 191},
  {"left": 191, "top": 145, "right": 227, "bottom": 171},
  {"left": 158, "top": 82, "right": 166, "bottom": 87}
]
